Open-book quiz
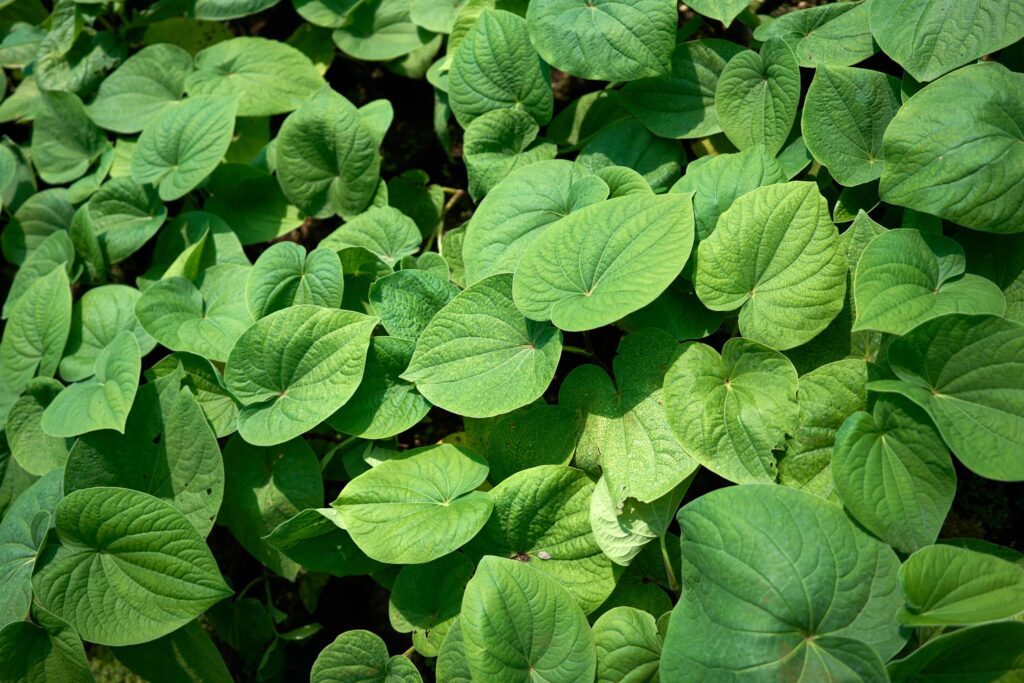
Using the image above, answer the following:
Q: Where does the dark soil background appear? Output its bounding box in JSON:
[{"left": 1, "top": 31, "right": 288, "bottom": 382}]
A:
[{"left": 2, "top": 2, "right": 1020, "bottom": 681}]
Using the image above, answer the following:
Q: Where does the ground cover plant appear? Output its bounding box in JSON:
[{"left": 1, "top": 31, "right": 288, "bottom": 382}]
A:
[{"left": 0, "top": 0, "right": 1022, "bottom": 680}]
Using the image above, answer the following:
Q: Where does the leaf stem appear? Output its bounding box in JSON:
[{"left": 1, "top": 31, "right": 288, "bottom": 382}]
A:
[
  {"left": 562, "top": 345, "right": 595, "bottom": 358},
  {"left": 660, "top": 535, "right": 680, "bottom": 595},
  {"left": 426, "top": 188, "right": 464, "bottom": 253},
  {"left": 402, "top": 645, "right": 416, "bottom": 658}
]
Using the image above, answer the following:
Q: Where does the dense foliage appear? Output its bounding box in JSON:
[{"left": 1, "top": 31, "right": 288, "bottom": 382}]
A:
[{"left": 0, "top": 0, "right": 1023, "bottom": 681}]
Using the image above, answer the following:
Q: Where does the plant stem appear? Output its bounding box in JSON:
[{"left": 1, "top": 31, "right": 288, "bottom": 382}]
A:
[
  {"left": 236, "top": 575, "right": 267, "bottom": 601},
  {"left": 660, "top": 535, "right": 680, "bottom": 595},
  {"left": 426, "top": 188, "right": 464, "bottom": 253},
  {"left": 561, "top": 345, "right": 595, "bottom": 358},
  {"left": 402, "top": 645, "right": 416, "bottom": 658}
]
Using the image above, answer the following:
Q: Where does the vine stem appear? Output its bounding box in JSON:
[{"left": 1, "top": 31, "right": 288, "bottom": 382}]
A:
[
  {"left": 426, "top": 189, "right": 465, "bottom": 253},
  {"left": 660, "top": 535, "right": 680, "bottom": 596},
  {"left": 561, "top": 345, "right": 595, "bottom": 358}
]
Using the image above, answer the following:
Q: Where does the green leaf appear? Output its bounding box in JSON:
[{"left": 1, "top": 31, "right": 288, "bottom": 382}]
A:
[
  {"left": 186, "top": 37, "right": 325, "bottom": 116},
  {"left": 669, "top": 144, "right": 786, "bottom": 240},
  {"left": 82, "top": 176, "right": 168, "bottom": 265},
  {"left": 86, "top": 43, "right": 194, "bottom": 134},
  {"left": 2, "top": 189, "right": 75, "bottom": 267},
  {"left": 203, "top": 163, "right": 303, "bottom": 244},
  {"left": 879, "top": 63, "right": 1024, "bottom": 234},
  {"left": 224, "top": 304, "right": 377, "bottom": 446},
  {"left": 465, "top": 465, "right": 617, "bottom": 613},
  {"left": 588, "top": 474, "right": 689, "bottom": 567},
  {"left": 333, "top": 444, "right": 493, "bottom": 564},
  {"left": 146, "top": 352, "right": 239, "bottom": 438},
  {"left": 332, "top": 0, "right": 438, "bottom": 63},
  {"left": 695, "top": 181, "right": 847, "bottom": 350},
  {"left": 311, "top": 629, "right": 422, "bottom": 683},
  {"left": 686, "top": 0, "right": 748, "bottom": 26},
  {"left": 368, "top": 269, "right": 458, "bottom": 341},
  {"left": 464, "top": 403, "right": 579, "bottom": 483},
  {"left": 461, "top": 556, "right": 596, "bottom": 681},
  {"left": 447, "top": 9, "right": 551, "bottom": 128},
  {"left": 263, "top": 508, "right": 384, "bottom": 578},
  {"left": 898, "top": 544, "right": 1024, "bottom": 626},
  {"left": 873, "top": 314, "right": 1024, "bottom": 481},
  {"left": 664, "top": 337, "right": 799, "bottom": 484},
  {"left": 32, "top": 487, "right": 232, "bottom": 646},
  {"left": 560, "top": 328, "right": 697, "bottom": 505},
  {"left": 30, "top": 90, "right": 108, "bottom": 185},
  {"left": 0, "top": 470, "right": 61, "bottom": 629},
  {"left": 60, "top": 284, "right": 156, "bottom": 382},
  {"left": 62, "top": 381, "right": 224, "bottom": 538},
  {"left": 436, "top": 620, "right": 471, "bottom": 683},
  {"left": 40, "top": 331, "right": 140, "bottom": 437},
  {"left": 111, "top": 621, "right": 233, "bottom": 683},
  {"left": 525, "top": 0, "right": 675, "bottom": 82},
  {"left": 276, "top": 87, "right": 381, "bottom": 218},
  {"left": 661, "top": 484, "right": 906, "bottom": 681},
  {"left": 402, "top": 273, "right": 561, "bottom": 418},
  {"left": 619, "top": 277, "right": 725, "bottom": 342},
  {"left": 853, "top": 230, "right": 1005, "bottom": 335},
  {"left": 0, "top": 605, "right": 91, "bottom": 683},
  {"left": 321, "top": 206, "right": 421, "bottom": 267},
  {"left": 0, "top": 268, "right": 72, "bottom": 406},
  {"left": 715, "top": 38, "right": 800, "bottom": 156},
  {"left": 410, "top": 0, "right": 465, "bottom": 33},
  {"left": 6, "top": 379, "right": 70, "bottom": 477},
  {"left": 463, "top": 108, "right": 557, "bottom": 200},
  {"left": 2, "top": 230, "right": 73, "bottom": 319},
  {"left": 833, "top": 396, "right": 954, "bottom": 554},
  {"left": 131, "top": 95, "right": 238, "bottom": 201},
  {"left": 246, "top": 242, "right": 343, "bottom": 319},
  {"left": 135, "top": 263, "right": 253, "bottom": 363},
  {"left": 576, "top": 119, "right": 684, "bottom": 192},
  {"left": 592, "top": 607, "right": 661, "bottom": 683},
  {"left": 221, "top": 435, "right": 322, "bottom": 579},
  {"left": 463, "top": 159, "right": 608, "bottom": 285},
  {"left": 389, "top": 553, "right": 473, "bottom": 656},
  {"left": 193, "top": 0, "right": 282, "bottom": 20},
  {"left": 753, "top": 0, "right": 875, "bottom": 68},
  {"left": 778, "top": 359, "right": 867, "bottom": 501},
  {"left": 801, "top": 65, "right": 901, "bottom": 187},
  {"left": 513, "top": 193, "right": 695, "bottom": 332},
  {"left": 620, "top": 39, "right": 744, "bottom": 139},
  {"left": 870, "top": 0, "right": 1024, "bottom": 82},
  {"left": 887, "top": 622, "right": 1024, "bottom": 683}
]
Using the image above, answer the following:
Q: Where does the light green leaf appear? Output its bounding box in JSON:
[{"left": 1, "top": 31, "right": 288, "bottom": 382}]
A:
[
  {"left": 463, "top": 159, "right": 608, "bottom": 285},
  {"left": 194, "top": 0, "right": 282, "bottom": 20},
  {"left": 525, "top": 0, "right": 675, "bottom": 81},
  {"left": 887, "top": 622, "right": 1024, "bottom": 683},
  {"left": 695, "top": 181, "right": 847, "bottom": 350},
  {"left": 560, "top": 328, "right": 697, "bottom": 505},
  {"left": 60, "top": 284, "right": 156, "bottom": 382},
  {"left": 594, "top": 165, "right": 652, "bottom": 198},
  {"left": 410, "top": 0, "right": 465, "bottom": 33},
  {"left": 263, "top": 508, "right": 384, "bottom": 578},
  {"left": 753, "top": 0, "right": 875, "bottom": 68},
  {"left": 898, "top": 544, "right": 1024, "bottom": 626},
  {"left": 463, "top": 108, "right": 557, "bottom": 200},
  {"left": 620, "top": 39, "right": 744, "bottom": 139},
  {"left": 461, "top": 556, "right": 596, "bottom": 681},
  {"left": 369, "top": 269, "right": 458, "bottom": 341},
  {"left": 131, "top": 95, "right": 238, "bottom": 201},
  {"left": 716, "top": 38, "right": 800, "bottom": 156},
  {"left": 111, "top": 621, "right": 233, "bottom": 683},
  {"left": 513, "top": 193, "right": 695, "bottom": 332},
  {"left": 593, "top": 606, "right": 661, "bottom": 683},
  {"left": 82, "top": 176, "right": 168, "bottom": 265},
  {"left": 224, "top": 304, "right": 377, "bottom": 446},
  {"left": 389, "top": 553, "right": 473, "bottom": 656},
  {"left": 833, "top": 396, "right": 955, "bottom": 554},
  {"left": 2, "top": 230, "right": 73, "bottom": 319},
  {"left": 186, "top": 37, "right": 325, "bottom": 116},
  {"left": 436, "top": 620, "right": 471, "bottom": 683},
  {"left": 2, "top": 189, "right": 75, "bottom": 267},
  {"left": 465, "top": 465, "right": 617, "bottom": 613},
  {"left": 664, "top": 337, "right": 799, "bottom": 484},
  {"left": 801, "top": 66, "right": 901, "bottom": 186},
  {"left": 246, "top": 242, "right": 343, "bottom": 319},
  {"left": 0, "top": 605, "right": 91, "bottom": 683},
  {"left": 221, "top": 435, "right": 322, "bottom": 579},
  {"left": 686, "top": 0, "right": 748, "bottom": 26},
  {"left": 853, "top": 229, "right": 1005, "bottom": 335},
  {"left": 464, "top": 403, "right": 579, "bottom": 483},
  {"left": 7, "top": 379, "right": 70, "bottom": 477},
  {"left": 589, "top": 474, "right": 689, "bottom": 567},
  {"left": 146, "top": 352, "right": 239, "bottom": 438},
  {"left": 0, "top": 470, "right": 61, "bottom": 629},
  {"left": 619, "top": 277, "right": 725, "bottom": 342},
  {"left": 31, "top": 90, "right": 108, "bottom": 185},
  {"left": 873, "top": 314, "right": 1024, "bottom": 481},
  {"left": 332, "top": 0, "right": 438, "bottom": 62},
  {"left": 0, "top": 268, "right": 72, "bottom": 405},
  {"left": 62, "top": 381, "right": 224, "bottom": 538},
  {"left": 870, "top": 0, "right": 1024, "bottom": 82},
  {"left": 661, "top": 485, "right": 906, "bottom": 681},
  {"left": 327, "top": 337, "right": 430, "bottom": 439},
  {"left": 135, "top": 263, "right": 253, "bottom": 363},
  {"left": 311, "top": 629, "right": 422, "bottom": 683},
  {"left": 879, "top": 63, "right": 1024, "bottom": 234},
  {"left": 321, "top": 206, "right": 421, "bottom": 267},
  {"left": 779, "top": 359, "right": 867, "bottom": 501},
  {"left": 576, "top": 119, "right": 684, "bottom": 192},
  {"left": 403, "top": 273, "right": 561, "bottom": 418},
  {"left": 40, "top": 331, "right": 140, "bottom": 437},
  {"left": 448, "top": 9, "right": 551, "bottom": 128},
  {"left": 203, "top": 163, "right": 303, "bottom": 244},
  {"left": 669, "top": 144, "right": 786, "bottom": 240},
  {"left": 32, "top": 487, "right": 232, "bottom": 646},
  {"left": 333, "top": 444, "right": 494, "bottom": 564},
  {"left": 86, "top": 43, "right": 194, "bottom": 134}
]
